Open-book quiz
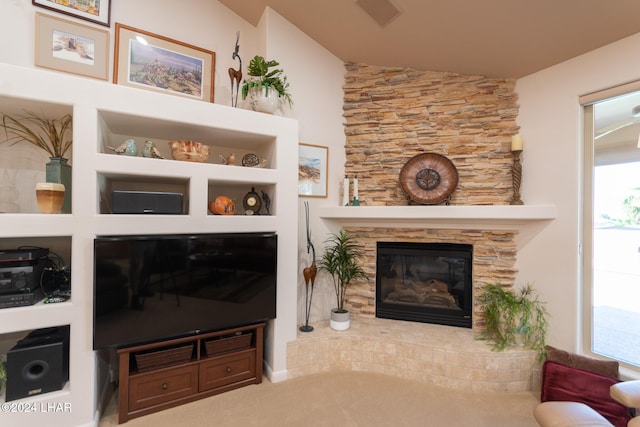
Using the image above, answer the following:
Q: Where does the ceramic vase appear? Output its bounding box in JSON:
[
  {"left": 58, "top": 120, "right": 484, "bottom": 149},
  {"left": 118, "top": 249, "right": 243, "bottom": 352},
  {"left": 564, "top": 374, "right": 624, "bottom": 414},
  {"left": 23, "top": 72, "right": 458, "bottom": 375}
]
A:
[
  {"left": 35, "top": 182, "right": 65, "bottom": 214},
  {"left": 330, "top": 308, "right": 351, "bottom": 331},
  {"left": 246, "top": 86, "right": 280, "bottom": 114},
  {"left": 46, "top": 157, "right": 71, "bottom": 213}
]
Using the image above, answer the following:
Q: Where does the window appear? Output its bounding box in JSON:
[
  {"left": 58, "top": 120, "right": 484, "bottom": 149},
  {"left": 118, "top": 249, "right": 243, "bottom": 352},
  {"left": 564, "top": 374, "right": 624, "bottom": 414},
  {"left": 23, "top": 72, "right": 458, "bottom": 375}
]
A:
[{"left": 583, "top": 89, "right": 640, "bottom": 372}]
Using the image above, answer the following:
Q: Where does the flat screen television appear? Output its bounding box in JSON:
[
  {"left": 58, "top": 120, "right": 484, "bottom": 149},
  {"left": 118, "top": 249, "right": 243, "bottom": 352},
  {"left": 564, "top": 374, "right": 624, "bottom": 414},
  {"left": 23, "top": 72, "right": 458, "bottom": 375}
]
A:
[{"left": 93, "top": 232, "right": 277, "bottom": 349}]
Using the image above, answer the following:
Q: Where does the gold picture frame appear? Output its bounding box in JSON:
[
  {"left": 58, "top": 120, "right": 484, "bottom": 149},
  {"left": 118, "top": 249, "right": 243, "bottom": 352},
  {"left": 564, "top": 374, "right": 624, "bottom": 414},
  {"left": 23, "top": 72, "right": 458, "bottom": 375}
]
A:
[
  {"left": 114, "top": 23, "right": 215, "bottom": 102},
  {"left": 298, "top": 143, "right": 329, "bottom": 198},
  {"left": 35, "top": 12, "right": 109, "bottom": 80}
]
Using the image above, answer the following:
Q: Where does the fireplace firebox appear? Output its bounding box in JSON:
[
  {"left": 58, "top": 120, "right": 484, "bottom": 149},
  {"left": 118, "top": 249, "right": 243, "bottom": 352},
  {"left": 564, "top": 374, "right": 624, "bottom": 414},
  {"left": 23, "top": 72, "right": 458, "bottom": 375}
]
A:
[{"left": 376, "top": 242, "right": 472, "bottom": 328}]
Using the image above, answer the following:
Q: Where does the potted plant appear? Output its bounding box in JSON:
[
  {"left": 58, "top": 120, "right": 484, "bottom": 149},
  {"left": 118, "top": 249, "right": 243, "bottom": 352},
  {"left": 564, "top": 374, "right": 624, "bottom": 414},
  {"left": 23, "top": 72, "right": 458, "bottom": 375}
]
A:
[
  {"left": 0, "top": 111, "right": 73, "bottom": 213},
  {"left": 241, "top": 55, "right": 292, "bottom": 113},
  {"left": 476, "top": 282, "right": 549, "bottom": 361},
  {"left": 0, "top": 359, "right": 6, "bottom": 396},
  {"left": 319, "top": 230, "right": 368, "bottom": 330}
]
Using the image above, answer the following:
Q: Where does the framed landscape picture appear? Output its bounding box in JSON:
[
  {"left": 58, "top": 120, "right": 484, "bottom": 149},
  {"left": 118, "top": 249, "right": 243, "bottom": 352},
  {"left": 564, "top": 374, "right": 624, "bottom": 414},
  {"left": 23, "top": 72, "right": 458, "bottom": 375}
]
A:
[
  {"left": 35, "top": 13, "right": 109, "bottom": 80},
  {"left": 114, "top": 23, "right": 216, "bottom": 102},
  {"left": 298, "top": 143, "right": 328, "bottom": 198},
  {"left": 33, "top": 0, "right": 111, "bottom": 26}
]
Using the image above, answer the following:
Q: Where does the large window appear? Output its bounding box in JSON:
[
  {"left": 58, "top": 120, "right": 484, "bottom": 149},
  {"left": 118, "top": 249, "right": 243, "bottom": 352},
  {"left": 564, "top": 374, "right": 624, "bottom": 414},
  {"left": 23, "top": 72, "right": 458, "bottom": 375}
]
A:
[{"left": 584, "top": 90, "right": 640, "bottom": 372}]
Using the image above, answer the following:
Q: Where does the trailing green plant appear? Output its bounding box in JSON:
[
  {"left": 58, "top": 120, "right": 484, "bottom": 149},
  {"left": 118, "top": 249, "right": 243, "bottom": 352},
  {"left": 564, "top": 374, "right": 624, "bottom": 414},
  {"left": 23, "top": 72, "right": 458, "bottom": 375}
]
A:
[
  {"left": 0, "top": 111, "right": 72, "bottom": 158},
  {"left": 476, "top": 282, "right": 549, "bottom": 362},
  {"left": 318, "top": 230, "right": 368, "bottom": 312},
  {"left": 241, "top": 55, "right": 292, "bottom": 107}
]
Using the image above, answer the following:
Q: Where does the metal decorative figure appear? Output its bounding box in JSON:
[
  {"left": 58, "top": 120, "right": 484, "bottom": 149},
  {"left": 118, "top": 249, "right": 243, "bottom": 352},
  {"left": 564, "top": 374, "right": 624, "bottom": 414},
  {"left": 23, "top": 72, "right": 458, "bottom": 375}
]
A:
[
  {"left": 261, "top": 190, "right": 271, "bottom": 215},
  {"left": 228, "top": 31, "right": 242, "bottom": 107},
  {"left": 300, "top": 201, "right": 317, "bottom": 332}
]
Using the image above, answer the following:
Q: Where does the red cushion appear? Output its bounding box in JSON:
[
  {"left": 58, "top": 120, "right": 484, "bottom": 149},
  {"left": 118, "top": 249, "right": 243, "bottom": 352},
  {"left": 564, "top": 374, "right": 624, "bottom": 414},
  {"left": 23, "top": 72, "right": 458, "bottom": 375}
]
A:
[{"left": 541, "top": 360, "right": 631, "bottom": 427}]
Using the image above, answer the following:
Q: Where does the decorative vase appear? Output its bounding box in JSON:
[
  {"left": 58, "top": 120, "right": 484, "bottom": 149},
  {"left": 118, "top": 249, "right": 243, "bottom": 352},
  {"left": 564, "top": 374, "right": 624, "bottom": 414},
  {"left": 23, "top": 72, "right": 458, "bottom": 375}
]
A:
[
  {"left": 46, "top": 157, "right": 71, "bottom": 213},
  {"left": 246, "top": 86, "right": 280, "bottom": 114},
  {"left": 330, "top": 308, "right": 351, "bottom": 331},
  {"left": 35, "top": 182, "right": 65, "bottom": 214}
]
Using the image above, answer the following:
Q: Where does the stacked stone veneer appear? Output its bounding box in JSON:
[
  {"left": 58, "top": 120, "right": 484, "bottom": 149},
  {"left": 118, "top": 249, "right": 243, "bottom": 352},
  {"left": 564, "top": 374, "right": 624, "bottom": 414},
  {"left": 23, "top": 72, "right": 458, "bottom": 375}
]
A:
[
  {"left": 343, "top": 62, "right": 519, "bottom": 206},
  {"left": 341, "top": 63, "right": 522, "bottom": 325}
]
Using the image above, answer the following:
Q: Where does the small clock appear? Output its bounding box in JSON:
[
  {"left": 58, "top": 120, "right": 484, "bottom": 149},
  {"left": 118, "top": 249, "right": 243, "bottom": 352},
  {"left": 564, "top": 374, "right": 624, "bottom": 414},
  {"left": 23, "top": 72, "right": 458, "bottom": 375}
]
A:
[{"left": 243, "top": 186, "right": 262, "bottom": 215}]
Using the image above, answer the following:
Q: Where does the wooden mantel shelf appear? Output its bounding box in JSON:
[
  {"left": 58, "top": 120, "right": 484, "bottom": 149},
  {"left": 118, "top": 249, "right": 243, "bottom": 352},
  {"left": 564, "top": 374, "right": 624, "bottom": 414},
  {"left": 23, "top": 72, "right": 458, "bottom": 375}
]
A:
[{"left": 317, "top": 205, "right": 557, "bottom": 230}]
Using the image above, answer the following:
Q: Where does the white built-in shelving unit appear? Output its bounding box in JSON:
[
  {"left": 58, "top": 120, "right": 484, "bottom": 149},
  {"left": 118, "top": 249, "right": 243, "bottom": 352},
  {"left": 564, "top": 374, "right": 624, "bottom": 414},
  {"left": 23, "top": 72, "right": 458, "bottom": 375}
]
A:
[{"left": 0, "top": 63, "right": 298, "bottom": 427}]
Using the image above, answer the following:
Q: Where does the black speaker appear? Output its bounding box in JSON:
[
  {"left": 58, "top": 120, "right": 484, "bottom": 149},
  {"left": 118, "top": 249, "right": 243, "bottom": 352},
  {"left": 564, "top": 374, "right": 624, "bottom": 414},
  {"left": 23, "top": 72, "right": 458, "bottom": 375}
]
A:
[
  {"left": 111, "top": 190, "right": 184, "bottom": 214},
  {"left": 6, "top": 326, "right": 70, "bottom": 401}
]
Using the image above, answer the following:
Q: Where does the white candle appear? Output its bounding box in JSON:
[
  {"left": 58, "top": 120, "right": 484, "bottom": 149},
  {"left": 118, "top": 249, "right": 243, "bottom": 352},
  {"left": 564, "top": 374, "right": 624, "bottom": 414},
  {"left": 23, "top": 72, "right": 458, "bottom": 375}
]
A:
[
  {"left": 343, "top": 177, "right": 350, "bottom": 206},
  {"left": 511, "top": 134, "right": 524, "bottom": 151},
  {"left": 353, "top": 176, "right": 358, "bottom": 199}
]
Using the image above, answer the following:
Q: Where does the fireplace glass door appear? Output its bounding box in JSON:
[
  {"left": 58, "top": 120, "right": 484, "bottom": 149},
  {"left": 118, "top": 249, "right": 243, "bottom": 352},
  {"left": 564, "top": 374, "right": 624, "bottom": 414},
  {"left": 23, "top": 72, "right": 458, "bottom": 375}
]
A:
[{"left": 376, "top": 242, "right": 472, "bottom": 328}]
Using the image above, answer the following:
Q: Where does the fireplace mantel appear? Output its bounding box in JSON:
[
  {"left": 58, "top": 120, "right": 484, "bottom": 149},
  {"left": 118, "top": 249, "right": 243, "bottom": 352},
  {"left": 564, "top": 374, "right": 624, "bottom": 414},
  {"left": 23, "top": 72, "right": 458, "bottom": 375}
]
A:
[{"left": 318, "top": 205, "right": 556, "bottom": 230}]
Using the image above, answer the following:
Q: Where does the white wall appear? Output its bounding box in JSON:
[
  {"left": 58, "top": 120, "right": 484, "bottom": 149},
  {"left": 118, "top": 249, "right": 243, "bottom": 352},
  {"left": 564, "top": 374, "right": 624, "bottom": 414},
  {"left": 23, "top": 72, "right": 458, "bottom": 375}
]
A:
[
  {"left": 0, "top": 0, "right": 258, "bottom": 108},
  {"left": 516, "top": 33, "right": 640, "bottom": 363},
  {"left": 258, "top": 8, "right": 347, "bottom": 326}
]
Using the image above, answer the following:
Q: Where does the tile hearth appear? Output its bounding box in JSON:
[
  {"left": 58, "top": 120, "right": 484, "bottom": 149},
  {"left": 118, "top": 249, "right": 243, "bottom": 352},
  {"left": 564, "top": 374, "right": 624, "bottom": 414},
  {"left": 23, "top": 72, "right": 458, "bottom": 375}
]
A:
[{"left": 287, "top": 317, "right": 541, "bottom": 392}]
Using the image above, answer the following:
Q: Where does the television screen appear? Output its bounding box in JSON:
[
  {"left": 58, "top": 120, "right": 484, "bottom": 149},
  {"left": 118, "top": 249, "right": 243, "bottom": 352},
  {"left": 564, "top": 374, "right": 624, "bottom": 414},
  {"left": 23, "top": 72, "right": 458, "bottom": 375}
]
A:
[{"left": 93, "top": 233, "right": 277, "bottom": 349}]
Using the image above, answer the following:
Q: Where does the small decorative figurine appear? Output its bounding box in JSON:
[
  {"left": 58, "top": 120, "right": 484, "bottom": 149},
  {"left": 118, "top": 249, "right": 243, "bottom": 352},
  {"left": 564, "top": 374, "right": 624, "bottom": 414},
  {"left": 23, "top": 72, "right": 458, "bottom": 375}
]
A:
[
  {"left": 261, "top": 190, "right": 271, "bottom": 215},
  {"left": 208, "top": 196, "right": 235, "bottom": 215},
  {"left": 142, "top": 140, "right": 164, "bottom": 159},
  {"left": 107, "top": 139, "right": 138, "bottom": 156},
  {"left": 220, "top": 152, "right": 236, "bottom": 165},
  {"left": 228, "top": 31, "right": 242, "bottom": 108}
]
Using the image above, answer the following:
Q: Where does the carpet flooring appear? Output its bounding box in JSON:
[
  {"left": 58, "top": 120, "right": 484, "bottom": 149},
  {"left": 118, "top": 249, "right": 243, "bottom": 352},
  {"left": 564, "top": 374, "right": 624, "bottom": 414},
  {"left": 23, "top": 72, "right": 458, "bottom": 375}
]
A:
[{"left": 99, "top": 371, "right": 540, "bottom": 427}]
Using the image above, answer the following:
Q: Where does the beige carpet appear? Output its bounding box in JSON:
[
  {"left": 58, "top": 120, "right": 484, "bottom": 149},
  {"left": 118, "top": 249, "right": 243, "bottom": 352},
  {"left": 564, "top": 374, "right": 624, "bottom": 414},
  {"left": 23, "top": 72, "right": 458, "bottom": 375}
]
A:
[{"left": 99, "top": 371, "right": 540, "bottom": 427}]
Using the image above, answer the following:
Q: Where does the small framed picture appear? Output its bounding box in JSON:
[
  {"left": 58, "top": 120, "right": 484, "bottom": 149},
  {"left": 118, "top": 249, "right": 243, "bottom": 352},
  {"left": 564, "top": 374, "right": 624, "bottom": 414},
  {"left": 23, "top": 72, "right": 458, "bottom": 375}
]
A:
[
  {"left": 35, "top": 12, "right": 109, "bottom": 80},
  {"left": 33, "top": 0, "right": 111, "bottom": 27},
  {"left": 298, "top": 143, "right": 329, "bottom": 198},
  {"left": 114, "top": 23, "right": 216, "bottom": 103}
]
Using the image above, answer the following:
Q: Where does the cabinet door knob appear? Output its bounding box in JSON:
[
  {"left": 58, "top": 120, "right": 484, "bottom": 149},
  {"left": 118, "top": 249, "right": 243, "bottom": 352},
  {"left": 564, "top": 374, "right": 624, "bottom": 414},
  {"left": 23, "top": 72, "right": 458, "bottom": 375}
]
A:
[
  {"left": 226, "top": 367, "right": 232, "bottom": 373},
  {"left": 162, "top": 383, "right": 168, "bottom": 390}
]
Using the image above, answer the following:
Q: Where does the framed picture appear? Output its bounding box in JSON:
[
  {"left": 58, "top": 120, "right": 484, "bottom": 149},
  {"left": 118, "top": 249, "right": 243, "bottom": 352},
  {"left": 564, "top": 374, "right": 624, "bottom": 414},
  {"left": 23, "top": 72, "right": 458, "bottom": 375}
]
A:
[
  {"left": 114, "top": 23, "right": 216, "bottom": 103},
  {"left": 33, "top": 0, "right": 111, "bottom": 27},
  {"left": 298, "top": 143, "right": 328, "bottom": 198},
  {"left": 35, "top": 13, "right": 109, "bottom": 80}
]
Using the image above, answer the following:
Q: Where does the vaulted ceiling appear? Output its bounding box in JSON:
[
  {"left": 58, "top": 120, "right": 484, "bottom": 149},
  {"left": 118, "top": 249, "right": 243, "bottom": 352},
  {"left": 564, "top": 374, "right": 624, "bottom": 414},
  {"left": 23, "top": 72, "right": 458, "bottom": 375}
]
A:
[
  {"left": 219, "top": 0, "right": 640, "bottom": 144},
  {"left": 219, "top": 0, "right": 640, "bottom": 79}
]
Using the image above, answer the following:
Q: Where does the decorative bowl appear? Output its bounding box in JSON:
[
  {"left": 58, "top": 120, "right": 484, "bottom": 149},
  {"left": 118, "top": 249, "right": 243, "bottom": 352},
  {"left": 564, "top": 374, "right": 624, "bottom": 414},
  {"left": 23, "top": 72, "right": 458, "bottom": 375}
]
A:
[{"left": 168, "top": 140, "right": 210, "bottom": 162}]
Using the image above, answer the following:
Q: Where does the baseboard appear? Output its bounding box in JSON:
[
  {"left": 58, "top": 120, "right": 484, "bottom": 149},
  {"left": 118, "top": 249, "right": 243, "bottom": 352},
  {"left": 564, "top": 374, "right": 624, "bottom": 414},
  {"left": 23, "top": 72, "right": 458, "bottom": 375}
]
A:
[{"left": 263, "top": 360, "right": 288, "bottom": 383}]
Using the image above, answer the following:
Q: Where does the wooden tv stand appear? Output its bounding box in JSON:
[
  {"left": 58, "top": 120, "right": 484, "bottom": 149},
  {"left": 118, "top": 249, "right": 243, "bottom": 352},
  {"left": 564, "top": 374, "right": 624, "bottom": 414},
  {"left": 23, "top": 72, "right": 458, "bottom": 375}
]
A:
[{"left": 117, "top": 323, "right": 264, "bottom": 423}]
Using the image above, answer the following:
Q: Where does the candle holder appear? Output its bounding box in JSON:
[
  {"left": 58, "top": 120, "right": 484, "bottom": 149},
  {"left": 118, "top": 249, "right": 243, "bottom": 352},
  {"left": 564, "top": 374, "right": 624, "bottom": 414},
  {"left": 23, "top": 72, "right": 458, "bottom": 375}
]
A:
[{"left": 510, "top": 149, "right": 524, "bottom": 205}]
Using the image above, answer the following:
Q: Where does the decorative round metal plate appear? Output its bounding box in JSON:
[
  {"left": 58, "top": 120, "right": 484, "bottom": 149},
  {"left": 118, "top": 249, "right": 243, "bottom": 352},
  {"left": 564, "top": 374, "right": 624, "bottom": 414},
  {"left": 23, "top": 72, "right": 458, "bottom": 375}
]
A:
[{"left": 399, "top": 153, "right": 458, "bottom": 205}]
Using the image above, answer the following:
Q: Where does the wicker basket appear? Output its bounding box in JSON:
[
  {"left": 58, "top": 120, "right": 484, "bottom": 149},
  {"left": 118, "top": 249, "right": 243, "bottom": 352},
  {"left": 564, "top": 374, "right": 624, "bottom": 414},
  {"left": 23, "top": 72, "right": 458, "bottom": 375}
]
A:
[
  {"left": 135, "top": 343, "right": 194, "bottom": 372},
  {"left": 205, "top": 332, "right": 252, "bottom": 357}
]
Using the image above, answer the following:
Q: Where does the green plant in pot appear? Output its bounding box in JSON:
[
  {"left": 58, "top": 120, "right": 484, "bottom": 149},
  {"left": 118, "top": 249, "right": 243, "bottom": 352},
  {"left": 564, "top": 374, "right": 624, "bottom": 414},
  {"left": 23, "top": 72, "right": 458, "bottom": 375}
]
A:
[
  {"left": 241, "top": 55, "right": 292, "bottom": 113},
  {"left": 0, "top": 111, "right": 73, "bottom": 213},
  {"left": 476, "top": 282, "right": 549, "bottom": 362},
  {"left": 319, "top": 230, "right": 368, "bottom": 331}
]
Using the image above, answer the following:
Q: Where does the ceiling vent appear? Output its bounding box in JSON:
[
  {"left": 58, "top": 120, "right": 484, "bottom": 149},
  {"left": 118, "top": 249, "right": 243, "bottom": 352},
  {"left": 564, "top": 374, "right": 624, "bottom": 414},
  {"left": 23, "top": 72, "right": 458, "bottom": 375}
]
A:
[{"left": 356, "top": 0, "right": 402, "bottom": 27}]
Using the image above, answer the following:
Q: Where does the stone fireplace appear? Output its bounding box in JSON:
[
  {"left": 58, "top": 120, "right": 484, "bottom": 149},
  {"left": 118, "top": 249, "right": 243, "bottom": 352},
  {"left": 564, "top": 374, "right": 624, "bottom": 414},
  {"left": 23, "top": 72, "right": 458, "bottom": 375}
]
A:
[
  {"left": 376, "top": 241, "right": 473, "bottom": 328},
  {"left": 286, "top": 64, "right": 551, "bottom": 392},
  {"left": 340, "top": 63, "right": 522, "bottom": 326}
]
